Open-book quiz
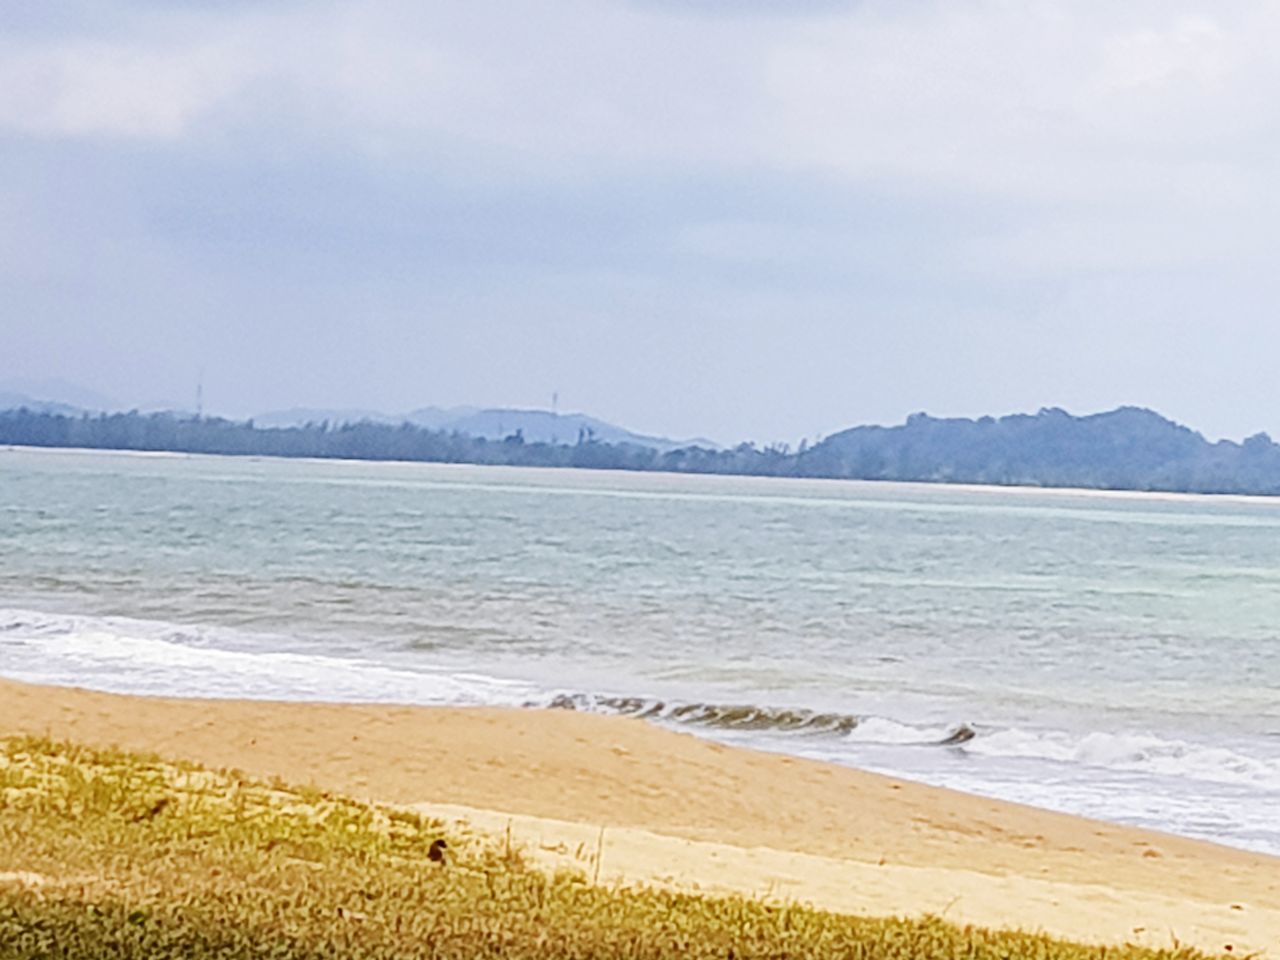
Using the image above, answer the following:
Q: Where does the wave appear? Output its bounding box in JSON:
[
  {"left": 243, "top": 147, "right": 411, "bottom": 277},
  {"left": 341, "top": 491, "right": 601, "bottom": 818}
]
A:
[
  {"left": 0, "top": 609, "right": 981, "bottom": 745},
  {"left": 844, "top": 714, "right": 977, "bottom": 746},
  {"left": 0, "top": 608, "right": 538, "bottom": 706},
  {"left": 4, "top": 608, "right": 1278, "bottom": 798},
  {"left": 545, "top": 692, "right": 864, "bottom": 735},
  {"left": 542, "top": 692, "right": 978, "bottom": 745},
  {"left": 546, "top": 692, "right": 1280, "bottom": 792},
  {"left": 965, "top": 727, "right": 1280, "bottom": 791}
]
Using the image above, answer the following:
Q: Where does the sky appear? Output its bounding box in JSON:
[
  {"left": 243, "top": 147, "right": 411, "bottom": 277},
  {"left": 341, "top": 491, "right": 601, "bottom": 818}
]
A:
[{"left": 3, "top": 1, "right": 1280, "bottom": 446}]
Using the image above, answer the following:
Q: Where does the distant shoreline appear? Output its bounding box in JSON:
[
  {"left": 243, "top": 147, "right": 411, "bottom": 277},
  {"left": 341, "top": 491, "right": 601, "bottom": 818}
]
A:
[
  {"left": 6, "top": 403, "right": 1280, "bottom": 496},
  {"left": 7, "top": 441, "right": 1280, "bottom": 507}
]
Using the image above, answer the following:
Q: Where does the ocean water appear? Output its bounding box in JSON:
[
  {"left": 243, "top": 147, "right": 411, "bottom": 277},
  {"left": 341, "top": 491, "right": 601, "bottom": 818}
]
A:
[{"left": 3, "top": 446, "right": 1280, "bottom": 854}]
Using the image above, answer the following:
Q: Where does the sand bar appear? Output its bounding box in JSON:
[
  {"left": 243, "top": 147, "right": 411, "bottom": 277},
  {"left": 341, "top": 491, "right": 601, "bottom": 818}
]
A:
[{"left": 2, "top": 677, "right": 1278, "bottom": 954}]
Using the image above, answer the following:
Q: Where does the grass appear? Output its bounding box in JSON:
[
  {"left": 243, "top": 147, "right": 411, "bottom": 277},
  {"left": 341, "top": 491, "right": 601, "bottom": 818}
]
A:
[{"left": 0, "top": 736, "right": 1215, "bottom": 960}]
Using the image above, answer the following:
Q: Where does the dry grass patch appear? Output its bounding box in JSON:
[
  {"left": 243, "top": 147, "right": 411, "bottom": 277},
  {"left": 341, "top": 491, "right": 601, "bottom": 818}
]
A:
[{"left": 0, "top": 736, "right": 1214, "bottom": 959}]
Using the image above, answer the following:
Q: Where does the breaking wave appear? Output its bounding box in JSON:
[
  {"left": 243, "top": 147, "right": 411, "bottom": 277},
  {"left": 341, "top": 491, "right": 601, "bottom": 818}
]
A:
[
  {"left": 543, "top": 692, "right": 978, "bottom": 745},
  {"left": 544, "top": 692, "right": 863, "bottom": 735}
]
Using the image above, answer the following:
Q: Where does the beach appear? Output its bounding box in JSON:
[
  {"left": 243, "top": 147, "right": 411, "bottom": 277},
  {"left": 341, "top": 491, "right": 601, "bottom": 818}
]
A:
[
  {"left": 9, "top": 451, "right": 1280, "bottom": 858},
  {"left": 3, "top": 676, "right": 1277, "bottom": 955}
]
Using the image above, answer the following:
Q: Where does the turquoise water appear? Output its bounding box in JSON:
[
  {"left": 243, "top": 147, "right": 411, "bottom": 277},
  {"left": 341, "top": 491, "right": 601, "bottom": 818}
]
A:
[{"left": 3, "top": 446, "right": 1279, "bottom": 852}]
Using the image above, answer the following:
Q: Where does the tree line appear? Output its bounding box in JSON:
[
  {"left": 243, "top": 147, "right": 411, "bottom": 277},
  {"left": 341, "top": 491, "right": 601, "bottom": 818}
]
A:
[
  {"left": 0, "top": 408, "right": 792, "bottom": 476},
  {"left": 4, "top": 405, "right": 1280, "bottom": 495}
]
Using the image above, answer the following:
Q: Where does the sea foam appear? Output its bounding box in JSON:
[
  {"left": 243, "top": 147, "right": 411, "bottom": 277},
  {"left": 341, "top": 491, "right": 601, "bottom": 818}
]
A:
[{"left": 0, "top": 608, "right": 538, "bottom": 706}]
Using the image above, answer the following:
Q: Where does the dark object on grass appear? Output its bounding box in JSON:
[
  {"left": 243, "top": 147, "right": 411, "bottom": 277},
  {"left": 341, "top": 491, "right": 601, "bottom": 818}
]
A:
[
  {"left": 428, "top": 839, "right": 448, "bottom": 864},
  {"left": 132, "top": 798, "right": 171, "bottom": 822}
]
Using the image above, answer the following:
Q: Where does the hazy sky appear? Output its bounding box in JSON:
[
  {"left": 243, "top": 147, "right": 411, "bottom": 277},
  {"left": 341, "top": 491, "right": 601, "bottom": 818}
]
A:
[{"left": 4, "top": 1, "right": 1279, "bottom": 445}]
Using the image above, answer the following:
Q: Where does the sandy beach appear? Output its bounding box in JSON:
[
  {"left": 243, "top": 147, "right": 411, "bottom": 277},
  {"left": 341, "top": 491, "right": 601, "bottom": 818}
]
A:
[{"left": 2, "top": 676, "right": 1278, "bottom": 955}]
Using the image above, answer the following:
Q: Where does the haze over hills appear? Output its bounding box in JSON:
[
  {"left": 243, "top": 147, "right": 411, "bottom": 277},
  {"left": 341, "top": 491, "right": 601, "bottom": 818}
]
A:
[
  {"left": 0, "top": 382, "right": 194, "bottom": 419},
  {"left": 0, "top": 391, "right": 82, "bottom": 417},
  {"left": 0, "top": 378, "right": 119, "bottom": 413},
  {"left": 0, "top": 381, "right": 717, "bottom": 454},
  {"left": 250, "top": 406, "right": 718, "bottom": 452}
]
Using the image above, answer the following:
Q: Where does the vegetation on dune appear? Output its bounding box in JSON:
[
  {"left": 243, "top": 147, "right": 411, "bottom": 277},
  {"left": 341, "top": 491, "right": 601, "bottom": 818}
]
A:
[{"left": 0, "top": 737, "right": 1213, "bottom": 960}]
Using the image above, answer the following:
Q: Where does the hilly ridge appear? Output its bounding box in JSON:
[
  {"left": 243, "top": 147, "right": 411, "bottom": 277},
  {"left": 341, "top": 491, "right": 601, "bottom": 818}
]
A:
[
  {"left": 248, "top": 406, "right": 719, "bottom": 452},
  {"left": 0, "top": 384, "right": 714, "bottom": 454},
  {"left": 798, "top": 406, "right": 1280, "bottom": 492}
]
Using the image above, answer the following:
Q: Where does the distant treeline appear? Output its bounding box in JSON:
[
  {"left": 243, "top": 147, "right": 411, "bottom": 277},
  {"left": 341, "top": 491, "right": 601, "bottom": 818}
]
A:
[
  {"left": 0, "top": 408, "right": 784, "bottom": 474},
  {"left": 4, "top": 405, "right": 1280, "bottom": 495}
]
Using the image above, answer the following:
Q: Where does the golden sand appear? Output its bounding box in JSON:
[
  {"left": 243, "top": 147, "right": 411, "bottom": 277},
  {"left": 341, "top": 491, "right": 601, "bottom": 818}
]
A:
[{"left": 2, "top": 677, "right": 1277, "bottom": 954}]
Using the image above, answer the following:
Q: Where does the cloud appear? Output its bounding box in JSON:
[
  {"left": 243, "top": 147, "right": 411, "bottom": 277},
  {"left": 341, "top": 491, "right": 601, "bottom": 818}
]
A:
[
  {"left": 4, "top": 3, "right": 1279, "bottom": 256},
  {"left": 3, "top": 2, "right": 1277, "bottom": 196},
  {"left": 4, "top": 2, "right": 1277, "bottom": 281},
  {"left": 0, "top": 18, "right": 263, "bottom": 139},
  {"left": 1097, "top": 15, "right": 1228, "bottom": 94},
  {"left": 758, "top": 5, "right": 1274, "bottom": 200}
]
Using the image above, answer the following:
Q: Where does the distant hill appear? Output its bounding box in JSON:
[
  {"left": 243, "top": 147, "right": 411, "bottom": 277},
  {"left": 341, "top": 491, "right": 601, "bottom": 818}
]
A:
[
  {"left": 0, "top": 378, "right": 116, "bottom": 412},
  {"left": 796, "top": 406, "right": 1280, "bottom": 493},
  {"left": 402, "top": 406, "right": 482, "bottom": 431},
  {"left": 0, "top": 379, "right": 191, "bottom": 418},
  {"left": 251, "top": 407, "right": 408, "bottom": 428},
  {"left": 0, "top": 391, "right": 83, "bottom": 417},
  {"left": 4, "top": 403, "right": 1280, "bottom": 496},
  {"left": 422, "top": 408, "right": 717, "bottom": 452},
  {"left": 0, "top": 382, "right": 714, "bottom": 453},
  {"left": 254, "top": 405, "right": 716, "bottom": 452}
]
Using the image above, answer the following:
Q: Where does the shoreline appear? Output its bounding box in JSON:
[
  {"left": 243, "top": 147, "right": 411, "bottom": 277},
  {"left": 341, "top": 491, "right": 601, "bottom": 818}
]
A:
[
  {"left": 8, "top": 442, "right": 1280, "bottom": 506},
  {"left": 2, "top": 677, "right": 1278, "bottom": 953}
]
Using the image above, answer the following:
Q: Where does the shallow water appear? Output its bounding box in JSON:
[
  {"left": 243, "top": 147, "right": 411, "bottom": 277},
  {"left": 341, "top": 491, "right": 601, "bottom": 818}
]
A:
[{"left": 3, "top": 446, "right": 1279, "bottom": 853}]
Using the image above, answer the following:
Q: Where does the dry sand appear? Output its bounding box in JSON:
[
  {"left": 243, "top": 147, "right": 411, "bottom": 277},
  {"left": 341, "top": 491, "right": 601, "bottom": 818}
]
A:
[{"left": 2, "top": 677, "right": 1278, "bottom": 954}]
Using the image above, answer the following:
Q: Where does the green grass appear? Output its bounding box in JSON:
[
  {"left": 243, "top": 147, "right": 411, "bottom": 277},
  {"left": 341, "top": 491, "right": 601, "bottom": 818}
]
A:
[{"left": 0, "top": 736, "right": 1213, "bottom": 959}]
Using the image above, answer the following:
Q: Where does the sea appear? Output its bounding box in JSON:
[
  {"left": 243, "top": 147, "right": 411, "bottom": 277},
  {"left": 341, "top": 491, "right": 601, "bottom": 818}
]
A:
[{"left": 3, "top": 446, "right": 1279, "bottom": 854}]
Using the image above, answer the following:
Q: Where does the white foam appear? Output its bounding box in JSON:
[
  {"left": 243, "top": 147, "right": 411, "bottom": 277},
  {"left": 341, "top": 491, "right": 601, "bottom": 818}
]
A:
[
  {"left": 966, "top": 726, "right": 1280, "bottom": 791},
  {"left": 0, "top": 608, "right": 539, "bottom": 706},
  {"left": 844, "top": 715, "right": 958, "bottom": 745}
]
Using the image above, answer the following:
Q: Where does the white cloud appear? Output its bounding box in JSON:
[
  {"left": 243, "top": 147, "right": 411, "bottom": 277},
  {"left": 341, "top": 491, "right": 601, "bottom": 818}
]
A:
[
  {"left": 3, "top": 2, "right": 1278, "bottom": 192},
  {"left": 0, "top": 30, "right": 260, "bottom": 139},
  {"left": 5, "top": 0, "right": 1280, "bottom": 276},
  {"left": 1097, "top": 16, "right": 1228, "bottom": 94}
]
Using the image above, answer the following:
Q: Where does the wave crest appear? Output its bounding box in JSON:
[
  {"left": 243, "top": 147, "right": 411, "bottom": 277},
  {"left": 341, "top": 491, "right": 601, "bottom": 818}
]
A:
[{"left": 546, "top": 692, "right": 863, "bottom": 735}]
